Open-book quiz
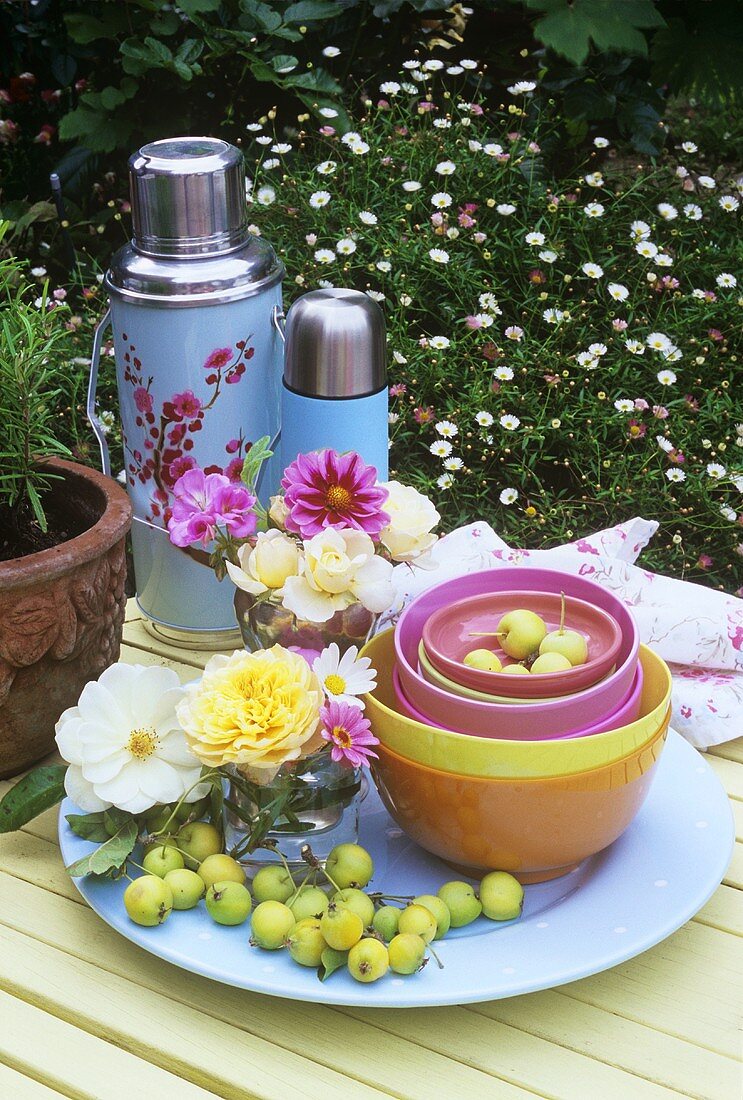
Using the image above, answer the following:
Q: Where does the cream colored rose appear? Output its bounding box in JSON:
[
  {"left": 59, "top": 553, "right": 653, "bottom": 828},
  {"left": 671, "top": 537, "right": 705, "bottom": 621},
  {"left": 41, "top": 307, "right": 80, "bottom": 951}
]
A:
[
  {"left": 268, "top": 494, "right": 290, "bottom": 530},
  {"left": 225, "top": 529, "right": 300, "bottom": 596},
  {"left": 378, "top": 481, "right": 440, "bottom": 562},
  {"left": 282, "top": 528, "right": 395, "bottom": 623}
]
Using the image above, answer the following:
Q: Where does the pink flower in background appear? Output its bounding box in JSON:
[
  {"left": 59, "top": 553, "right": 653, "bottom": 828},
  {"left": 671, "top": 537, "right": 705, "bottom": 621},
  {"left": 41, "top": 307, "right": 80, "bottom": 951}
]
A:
[
  {"left": 203, "top": 347, "right": 232, "bottom": 371},
  {"left": 612, "top": 319, "right": 628, "bottom": 331},
  {"left": 212, "top": 480, "right": 257, "bottom": 538},
  {"left": 634, "top": 398, "right": 649, "bottom": 411},
  {"left": 320, "top": 700, "right": 379, "bottom": 767},
  {"left": 134, "top": 386, "right": 153, "bottom": 414},
  {"left": 414, "top": 406, "right": 435, "bottom": 424},
  {"left": 281, "top": 449, "right": 390, "bottom": 539},
  {"left": 171, "top": 391, "right": 202, "bottom": 419},
  {"left": 653, "top": 405, "right": 669, "bottom": 419},
  {"left": 389, "top": 383, "right": 407, "bottom": 397}
]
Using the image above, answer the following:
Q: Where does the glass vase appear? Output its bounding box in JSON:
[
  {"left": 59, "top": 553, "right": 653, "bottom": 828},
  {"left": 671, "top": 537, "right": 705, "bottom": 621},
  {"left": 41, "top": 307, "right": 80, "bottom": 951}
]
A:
[
  {"left": 223, "top": 749, "right": 362, "bottom": 872},
  {"left": 233, "top": 588, "right": 376, "bottom": 659}
]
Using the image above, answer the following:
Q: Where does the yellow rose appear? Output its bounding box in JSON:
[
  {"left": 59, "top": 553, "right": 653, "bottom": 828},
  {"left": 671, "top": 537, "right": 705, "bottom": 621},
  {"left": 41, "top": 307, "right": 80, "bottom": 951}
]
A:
[
  {"left": 378, "top": 481, "right": 440, "bottom": 562},
  {"left": 225, "top": 530, "right": 300, "bottom": 596},
  {"left": 282, "top": 528, "right": 394, "bottom": 623},
  {"left": 176, "top": 646, "right": 322, "bottom": 772}
]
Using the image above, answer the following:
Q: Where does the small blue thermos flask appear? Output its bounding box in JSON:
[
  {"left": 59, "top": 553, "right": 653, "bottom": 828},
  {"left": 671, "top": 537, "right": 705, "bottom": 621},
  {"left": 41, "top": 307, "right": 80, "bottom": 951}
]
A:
[{"left": 280, "top": 289, "right": 389, "bottom": 478}]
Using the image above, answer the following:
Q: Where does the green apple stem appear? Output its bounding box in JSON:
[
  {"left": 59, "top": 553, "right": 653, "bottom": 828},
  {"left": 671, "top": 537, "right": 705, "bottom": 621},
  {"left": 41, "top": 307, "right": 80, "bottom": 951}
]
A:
[
  {"left": 468, "top": 631, "right": 506, "bottom": 637},
  {"left": 427, "top": 942, "right": 445, "bottom": 969},
  {"left": 559, "top": 591, "right": 566, "bottom": 635}
]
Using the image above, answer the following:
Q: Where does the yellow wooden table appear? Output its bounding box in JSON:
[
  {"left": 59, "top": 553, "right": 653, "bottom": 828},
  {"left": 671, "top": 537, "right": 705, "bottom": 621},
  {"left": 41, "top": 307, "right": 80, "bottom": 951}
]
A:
[{"left": 1, "top": 601, "right": 741, "bottom": 1100}]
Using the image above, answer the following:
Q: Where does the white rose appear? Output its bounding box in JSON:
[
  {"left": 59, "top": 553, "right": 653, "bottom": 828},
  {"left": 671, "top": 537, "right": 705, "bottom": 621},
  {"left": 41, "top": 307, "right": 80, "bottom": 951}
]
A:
[
  {"left": 378, "top": 481, "right": 440, "bottom": 562},
  {"left": 282, "top": 528, "right": 394, "bottom": 623},
  {"left": 225, "top": 530, "right": 300, "bottom": 596},
  {"left": 268, "top": 494, "right": 290, "bottom": 530}
]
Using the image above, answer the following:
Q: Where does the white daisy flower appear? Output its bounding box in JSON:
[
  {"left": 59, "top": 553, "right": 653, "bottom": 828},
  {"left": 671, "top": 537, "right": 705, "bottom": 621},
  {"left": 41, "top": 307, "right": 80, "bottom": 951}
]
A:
[
  {"left": 608, "top": 283, "right": 629, "bottom": 301},
  {"left": 496, "top": 203, "right": 517, "bottom": 215},
  {"left": 630, "top": 219, "right": 651, "bottom": 240},
  {"left": 447, "top": 65, "right": 464, "bottom": 75},
  {"left": 430, "top": 336, "right": 451, "bottom": 350},
  {"left": 313, "top": 644, "right": 376, "bottom": 708},
  {"left": 706, "top": 462, "right": 727, "bottom": 479},
  {"left": 584, "top": 172, "right": 604, "bottom": 187},
  {"left": 431, "top": 192, "right": 453, "bottom": 208},
  {"left": 322, "top": 46, "right": 341, "bottom": 58},
  {"left": 716, "top": 273, "right": 737, "bottom": 287},
  {"left": 719, "top": 195, "right": 739, "bottom": 212},
  {"left": 315, "top": 160, "right": 337, "bottom": 175},
  {"left": 429, "top": 248, "right": 450, "bottom": 264},
  {"left": 588, "top": 342, "right": 607, "bottom": 356},
  {"left": 539, "top": 249, "right": 558, "bottom": 264},
  {"left": 479, "top": 292, "right": 500, "bottom": 313},
  {"left": 691, "top": 288, "right": 706, "bottom": 299},
  {"left": 401, "top": 82, "right": 418, "bottom": 94},
  {"left": 341, "top": 131, "right": 362, "bottom": 145},
  {"left": 393, "top": 351, "right": 407, "bottom": 364},
  {"left": 656, "top": 435, "right": 674, "bottom": 452},
  {"left": 625, "top": 339, "right": 645, "bottom": 354},
  {"left": 720, "top": 504, "right": 737, "bottom": 521},
  {"left": 402, "top": 180, "right": 422, "bottom": 192},
  {"left": 444, "top": 457, "right": 464, "bottom": 471},
  {"left": 504, "top": 326, "right": 523, "bottom": 341},
  {"left": 577, "top": 352, "right": 600, "bottom": 370},
  {"left": 433, "top": 118, "right": 452, "bottom": 130},
  {"left": 636, "top": 241, "right": 659, "bottom": 258},
  {"left": 336, "top": 238, "right": 357, "bottom": 255},
  {"left": 256, "top": 186, "right": 276, "bottom": 205},
  {"left": 507, "top": 81, "right": 536, "bottom": 94},
  {"left": 684, "top": 203, "right": 703, "bottom": 220},
  {"left": 543, "top": 308, "right": 565, "bottom": 324},
  {"left": 314, "top": 249, "right": 335, "bottom": 264},
  {"left": 402, "top": 60, "right": 420, "bottom": 69},
  {"left": 500, "top": 414, "right": 521, "bottom": 430},
  {"left": 366, "top": 290, "right": 386, "bottom": 302},
  {"left": 646, "top": 332, "right": 672, "bottom": 351},
  {"left": 582, "top": 262, "right": 604, "bottom": 278},
  {"left": 349, "top": 140, "right": 370, "bottom": 155},
  {"left": 471, "top": 312, "right": 494, "bottom": 327},
  {"left": 262, "top": 158, "right": 280, "bottom": 170},
  {"left": 430, "top": 440, "right": 453, "bottom": 457},
  {"left": 665, "top": 469, "right": 686, "bottom": 482},
  {"left": 499, "top": 487, "right": 518, "bottom": 504},
  {"left": 593, "top": 137, "right": 610, "bottom": 148},
  {"left": 245, "top": 123, "right": 263, "bottom": 132},
  {"left": 584, "top": 202, "right": 605, "bottom": 218},
  {"left": 657, "top": 370, "right": 677, "bottom": 385},
  {"left": 494, "top": 366, "right": 514, "bottom": 380},
  {"left": 657, "top": 202, "right": 678, "bottom": 220},
  {"left": 359, "top": 210, "right": 378, "bottom": 225},
  {"left": 380, "top": 81, "right": 401, "bottom": 95},
  {"left": 476, "top": 411, "right": 494, "bottom": 427},
  {"left": 655, "top": 253, "right": 673, "bottom": 267},
  {"left": 525, "top": 231, "right": 546, "bottom": 245},
  {"left": 437, "top": 473, "right": 454, "bottom": 489},
  {"left": 661, "top": 345, "right": 682, "bottom": 363},
  {"left": 318, "top": 108, "right": 339, "bottom": 118},
  {"left": 483, "top": 143, "right": 504, "bottom": 157},
  {"left": 376, "top": 261, "right": 392, "bottom": 273},
  {"left": 435, "top": 160, "right": 457, "bottom": 175},
  {"left": 614, "top": 399, "right": 635, "bottom": 412},
  {"left": 255, "top": 135, "right": 272, "bottom": 145},
  {"left": 435, "top": 420, "right": 458, "bottom": 438},
  {"left": 309, "top": 190, "right": 331, "bottom": 208},
  {"left": 271, "top": 143, "right": 292, "bottom": 154},
  {"left": 468, "top": 139, "right": 483, "bottom": 152},
  {"left": 698, "top": 175, "right": 716, "bottom": 189},
  {"left": 423, "top": 58, "right": 444, "bottom": 72},
  {"left": 30, "top": 266, "right": 46, "bottom": 277},
  {"left": 681, "top": 141, "right": 697, "bottom": 153},
  {"left": 460, "top": 59, "right": 478, "bottom": 70}
]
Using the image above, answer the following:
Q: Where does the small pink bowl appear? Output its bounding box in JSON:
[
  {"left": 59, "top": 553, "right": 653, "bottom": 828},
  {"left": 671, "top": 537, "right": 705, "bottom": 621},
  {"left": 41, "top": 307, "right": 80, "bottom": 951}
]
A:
[
  {"left": 395, "top": 567, "right": 640, "bottom": 741},
  {"left": 422, "top": 590, "right": 622, "bottom": 698},
  {"left": 393, "top": 661, "right": 643, "bottom": 740}
]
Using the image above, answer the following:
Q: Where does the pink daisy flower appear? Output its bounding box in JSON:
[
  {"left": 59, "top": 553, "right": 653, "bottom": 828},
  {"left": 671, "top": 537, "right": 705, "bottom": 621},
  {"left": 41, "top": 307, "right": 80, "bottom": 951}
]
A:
[
  {"left": 281, "top": 449, "right": 389, "bottom": 539},
  {"left": 320, "top": 700, "right": 379, "bottom": 768}
]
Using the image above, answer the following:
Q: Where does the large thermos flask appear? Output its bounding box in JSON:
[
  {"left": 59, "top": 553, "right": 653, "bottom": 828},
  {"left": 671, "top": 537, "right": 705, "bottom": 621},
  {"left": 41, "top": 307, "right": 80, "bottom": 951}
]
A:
[
  {"left": 89, "top": 137, "right": 284, "bottom": 646},
  {"left": 280, "top": 289, "right": 389, "bottom": 478}
]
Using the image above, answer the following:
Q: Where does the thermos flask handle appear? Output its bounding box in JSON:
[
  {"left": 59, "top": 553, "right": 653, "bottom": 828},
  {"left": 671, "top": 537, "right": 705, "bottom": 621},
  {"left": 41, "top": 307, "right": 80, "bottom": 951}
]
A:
[
  {"left": 87, "top": 307, "right": 113, "bottom": 476},
  {"left": 253, "top": 304, "right": 286, "bottom": 499}
]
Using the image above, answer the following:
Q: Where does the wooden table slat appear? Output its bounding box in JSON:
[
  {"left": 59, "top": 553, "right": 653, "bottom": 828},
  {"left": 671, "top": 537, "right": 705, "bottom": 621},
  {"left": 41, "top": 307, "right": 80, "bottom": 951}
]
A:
[{"left": 0, "top": 1061, "right": 79, "bottom": 1100}]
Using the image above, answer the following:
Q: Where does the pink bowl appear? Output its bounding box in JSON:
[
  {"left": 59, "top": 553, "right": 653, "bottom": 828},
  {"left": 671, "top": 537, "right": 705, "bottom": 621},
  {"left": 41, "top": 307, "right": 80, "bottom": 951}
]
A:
[
  {"left": 395, "top": 567, "right": 640, "bottom": 741},
  {"left": 393, "top": 661, "right": 644, "bottom": 740},
  {"left": 422, "top": 590, "right": 622, "bottom": 698}
]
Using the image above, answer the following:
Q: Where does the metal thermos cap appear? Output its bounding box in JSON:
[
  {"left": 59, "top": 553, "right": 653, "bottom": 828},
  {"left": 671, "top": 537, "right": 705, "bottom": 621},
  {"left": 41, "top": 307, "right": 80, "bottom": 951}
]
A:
[
  {"left": 283, "top": 289, "right": 387, "bottom": 398},
  {"left": 129, "top": 137, "right": 249, "bottom": 257}
]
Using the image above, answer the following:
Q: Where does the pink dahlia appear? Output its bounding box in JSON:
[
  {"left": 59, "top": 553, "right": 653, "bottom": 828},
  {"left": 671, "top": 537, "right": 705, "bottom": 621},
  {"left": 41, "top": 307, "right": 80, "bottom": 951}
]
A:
[
  {"left": 281, "top": 450, "right": 389, "bottom": 539},
  {"left": 320, "top": 700, "right": 379, "bottom": 768}
]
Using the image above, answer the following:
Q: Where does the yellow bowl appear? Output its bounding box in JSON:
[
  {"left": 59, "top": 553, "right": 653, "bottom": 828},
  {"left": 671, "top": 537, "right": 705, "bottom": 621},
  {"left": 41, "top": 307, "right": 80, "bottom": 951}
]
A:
[{"left": 361, "top": 630, "right": 672, "bottom": 780}]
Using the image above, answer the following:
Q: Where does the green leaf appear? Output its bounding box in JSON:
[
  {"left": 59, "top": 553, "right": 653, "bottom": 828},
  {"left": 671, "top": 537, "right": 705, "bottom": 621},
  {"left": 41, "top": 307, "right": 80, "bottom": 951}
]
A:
[
  {"left": 89, "top": 818, "right": 138, "bottom": 876},
  {"left": 283, "top": 1, "right": 342, "bottom": 23},
  {"left": 100, "top": 85, "right": 127, "bottom": 110},
  {"left": 271, "top": 54, "right": 299, "bottom": 73},
  {"left": 530, "top": 0, "right": 662, "bottom": 66},
  {"left": 0, "top": 766, "right": 67, "bottom": 833},
  {"left": 318, "top": 946, "right": 348, "bottom": 981},
  {"left": 65, "top": 812, "right": 111, "bottom": 843},
  {"left": 64, "top": 11, "right": 130, "bottom": 43},
  {"left": 241, "top": 434, "right": 273, "bottom": 492},
  {"left": 240, "top": 1, "right": 283, "bottom": 34},
  {"left": 179, "top": 0, "right": 223, "bottom": 12}
]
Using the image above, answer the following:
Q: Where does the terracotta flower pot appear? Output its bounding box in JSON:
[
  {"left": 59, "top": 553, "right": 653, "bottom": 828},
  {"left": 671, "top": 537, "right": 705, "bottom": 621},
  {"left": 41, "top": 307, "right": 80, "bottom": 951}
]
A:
[{"left": 0, "top": 458, "right": 132, "bottom": 778}]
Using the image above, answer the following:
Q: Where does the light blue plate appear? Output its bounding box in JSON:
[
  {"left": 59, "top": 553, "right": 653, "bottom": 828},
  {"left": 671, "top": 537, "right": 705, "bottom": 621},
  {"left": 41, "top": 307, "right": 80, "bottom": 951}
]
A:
[{"left": 58, "top": 731, "right": 734, "bottom": 1008}]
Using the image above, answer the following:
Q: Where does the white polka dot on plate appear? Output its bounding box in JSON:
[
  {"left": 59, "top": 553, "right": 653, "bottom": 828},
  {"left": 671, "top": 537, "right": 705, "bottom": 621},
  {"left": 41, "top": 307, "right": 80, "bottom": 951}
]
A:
[
  {"left": 502, "top": 966, "right": 516, "bottom": 974},
  {"left": 654, "top": 879, "right": 668, "bottom": 888},
  {"left": 614, "top": 926, "right": 627, "bottom": 934},
  {"left": 536, "top": 921, "right": 549, "bottom": 928},
  {"left": 197, "top": 931, "right": 212, "bottom": 940},
  {"left": 695, "top": 821, "right": 709, "bottom": 829}
]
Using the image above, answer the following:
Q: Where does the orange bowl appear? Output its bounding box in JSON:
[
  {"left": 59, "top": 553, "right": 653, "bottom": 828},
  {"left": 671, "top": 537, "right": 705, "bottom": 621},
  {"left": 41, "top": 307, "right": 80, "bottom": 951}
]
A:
[{"left": 370, "top": 720, "right": 668, "bottom": 884}]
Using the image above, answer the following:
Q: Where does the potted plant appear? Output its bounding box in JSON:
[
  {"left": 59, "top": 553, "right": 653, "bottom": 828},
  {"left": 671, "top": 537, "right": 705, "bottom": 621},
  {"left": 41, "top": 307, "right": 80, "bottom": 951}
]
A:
[{"left": 0, "top": 231, "right": 132, "bottom": 778}]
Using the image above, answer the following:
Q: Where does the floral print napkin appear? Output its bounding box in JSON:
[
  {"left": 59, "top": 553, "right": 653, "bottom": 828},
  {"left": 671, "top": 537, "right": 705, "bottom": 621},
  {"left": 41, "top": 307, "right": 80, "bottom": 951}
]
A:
[{"left": 381, "top": 518, "right": 742, "bottom": 749}]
